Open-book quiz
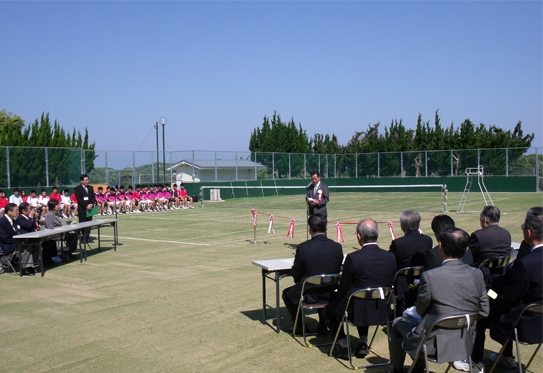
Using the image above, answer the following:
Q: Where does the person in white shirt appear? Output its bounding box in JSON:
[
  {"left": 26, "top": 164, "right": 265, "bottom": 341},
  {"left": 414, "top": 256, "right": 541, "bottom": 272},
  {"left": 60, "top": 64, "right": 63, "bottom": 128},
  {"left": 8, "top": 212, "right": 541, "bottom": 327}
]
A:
[
  {"left": 9, "top": 188, "right": 23, "bottom": 206},
  {"left": 61, "top": 189, "right": 73, "bottom": 218},
  {"left": 37, "top": 189, "right": 49, "bottom": 217}
]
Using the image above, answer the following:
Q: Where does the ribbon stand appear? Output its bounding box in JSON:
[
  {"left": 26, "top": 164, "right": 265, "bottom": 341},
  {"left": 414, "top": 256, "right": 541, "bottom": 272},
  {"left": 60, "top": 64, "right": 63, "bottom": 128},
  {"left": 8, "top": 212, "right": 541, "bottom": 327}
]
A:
[{"left": 250, "top": 208, "right": 260, "bottom": 244}]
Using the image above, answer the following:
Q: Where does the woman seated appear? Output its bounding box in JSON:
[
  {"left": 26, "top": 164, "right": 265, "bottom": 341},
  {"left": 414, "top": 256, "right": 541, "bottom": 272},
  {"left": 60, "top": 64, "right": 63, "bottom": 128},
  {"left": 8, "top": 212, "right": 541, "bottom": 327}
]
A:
[{"left": 44, "top": 199, "right": 78, "bottom": 261}]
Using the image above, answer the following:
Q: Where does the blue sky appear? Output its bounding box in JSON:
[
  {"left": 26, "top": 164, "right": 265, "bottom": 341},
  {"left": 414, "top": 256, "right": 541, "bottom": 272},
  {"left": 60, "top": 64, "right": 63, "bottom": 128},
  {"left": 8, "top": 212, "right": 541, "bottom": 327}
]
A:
[{"left": 1, "top": 1, "right": 541, "bottom": 153}]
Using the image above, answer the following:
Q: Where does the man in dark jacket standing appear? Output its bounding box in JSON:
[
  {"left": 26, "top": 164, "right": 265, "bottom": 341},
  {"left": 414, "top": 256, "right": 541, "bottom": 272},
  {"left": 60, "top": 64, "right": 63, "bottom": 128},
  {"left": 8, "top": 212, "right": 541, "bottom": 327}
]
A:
[
  {"left": 74, "top": 174, "right": 96, "bottom": 242},
  {"left": 282, "top": 215, "right": 343, "bottom": 334},
  {"left": 306, "top": 171, "right": 329, "bottom": 222}
]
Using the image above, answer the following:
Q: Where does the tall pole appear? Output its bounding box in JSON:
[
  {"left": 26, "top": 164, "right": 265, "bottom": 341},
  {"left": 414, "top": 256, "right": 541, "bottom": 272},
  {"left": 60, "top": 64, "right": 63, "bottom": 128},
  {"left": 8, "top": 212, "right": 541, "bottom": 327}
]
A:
[
  {"left": 155, "top": 122, "right": 159, "bottom": 184},
  {"left": 160, "top": 117, "right": 167, "bottom": 184}
]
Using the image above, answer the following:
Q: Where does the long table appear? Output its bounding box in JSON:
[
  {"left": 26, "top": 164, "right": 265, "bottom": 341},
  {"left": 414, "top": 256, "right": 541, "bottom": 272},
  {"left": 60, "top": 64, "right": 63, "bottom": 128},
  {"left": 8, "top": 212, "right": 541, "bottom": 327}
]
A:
[{"left": 13, "top": 219, "right": 118, "bottom": 277}]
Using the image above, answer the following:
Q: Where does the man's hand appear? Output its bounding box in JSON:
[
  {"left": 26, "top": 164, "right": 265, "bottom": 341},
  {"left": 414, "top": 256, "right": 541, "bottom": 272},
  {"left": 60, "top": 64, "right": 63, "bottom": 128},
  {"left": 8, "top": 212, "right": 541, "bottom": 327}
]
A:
[{"left": 86, "top": 204, "right": 93, "bottom": 211}]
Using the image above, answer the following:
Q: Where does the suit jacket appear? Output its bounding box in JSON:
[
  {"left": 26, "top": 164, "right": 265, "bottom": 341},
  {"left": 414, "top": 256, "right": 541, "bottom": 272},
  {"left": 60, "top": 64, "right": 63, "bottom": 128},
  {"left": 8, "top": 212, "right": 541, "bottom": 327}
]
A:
[
  {"left": 285, "top": 234, "right": 343, "bottom": 305},
  {"left": 515, "top": 240, "right": 532, "bottom": 261},
  {"left": 424, "top": 245, "right": 474, "bottom": 271},
  {"left": 390, "top": 230, "right": 433, "bottom": 312},
  {"left": 469, "top": 225, "right": 511, "bottom": 267},
  {"left": 490, "top": 246, "right": 542, "bottom": 345},
  {"left": 74, "top": 184, "right": 96, "bottom": 215},
  {"left": 403, "top": 260, "right": 489, "bottom": 364},
  {"left": 335, "top": 243, "right": 397, "bottom": 326},
  {"left": 0, "top": 215, "right": 19, "bottom": 255},
  {"left": 306, "top": 182, "right": 329, "bottom": 219},
  {"left": 16, "top": 214, "right": 38, "bottom": 234}
]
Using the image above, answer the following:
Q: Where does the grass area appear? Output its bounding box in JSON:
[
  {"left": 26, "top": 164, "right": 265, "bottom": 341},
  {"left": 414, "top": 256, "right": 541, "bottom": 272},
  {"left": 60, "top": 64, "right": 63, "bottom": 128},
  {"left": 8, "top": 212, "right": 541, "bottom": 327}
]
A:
[{"left": 1, "top": 192, "right": 542, "bottom": 372}]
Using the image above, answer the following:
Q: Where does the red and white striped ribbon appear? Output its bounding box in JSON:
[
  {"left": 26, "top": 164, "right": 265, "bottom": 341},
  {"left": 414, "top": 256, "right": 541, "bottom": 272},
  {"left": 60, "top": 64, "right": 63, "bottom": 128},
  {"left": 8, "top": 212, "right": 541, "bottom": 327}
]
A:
[
  {"left": 388, "top": 221, "right": 397, "bottom": 240},
  {"left": 336, "top": 222, "right": 344, "bottom": 243},
  {"left": 287, "top": 219, "right": 295, "bottom": 238},
  {"left": 251, "top": 209, "right": 257, "bottom": 226},
  {"left": 268, "top": 215, "right": 275, "bottom": 234}
]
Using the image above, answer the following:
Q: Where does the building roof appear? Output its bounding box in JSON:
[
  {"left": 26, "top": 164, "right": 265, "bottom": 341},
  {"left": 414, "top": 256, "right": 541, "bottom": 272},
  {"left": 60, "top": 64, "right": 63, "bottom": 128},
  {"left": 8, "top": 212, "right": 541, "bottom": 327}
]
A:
[{"left": 168, "top": 159, "right": 266, "bottom": 171}]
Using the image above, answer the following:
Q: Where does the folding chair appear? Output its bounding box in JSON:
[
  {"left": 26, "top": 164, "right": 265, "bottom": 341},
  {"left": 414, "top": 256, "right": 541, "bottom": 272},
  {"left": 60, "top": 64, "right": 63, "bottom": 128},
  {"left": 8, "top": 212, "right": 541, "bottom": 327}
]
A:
[
  {"left": 329, "top": 287, "right": 393, "bottom": 370},
  {"left": 407, "top": 313, "right": 480, "bottom": 373},
  {"left": 477, "top": 255, "right": 511, "bottom": 270},
  {"left": 392, "top": 266, "right": 424, "bottom": 319},
  {"left": 0, "top": 247, "right": 18, "bottom": 274},
  {"left": 488, "top": 302, "right": 543, "bottom": 373},
  {"left": 292, "top": 273, "right": 342, "bottom": 347}
]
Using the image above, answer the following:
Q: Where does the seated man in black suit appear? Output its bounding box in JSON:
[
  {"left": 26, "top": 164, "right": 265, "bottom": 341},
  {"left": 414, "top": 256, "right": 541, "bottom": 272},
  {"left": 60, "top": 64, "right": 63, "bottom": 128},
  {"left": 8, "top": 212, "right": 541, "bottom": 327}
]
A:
[
  {"left": 389, "top": 210, "right": 433, "bottom": 315},
  {"left": 459, "top": 207, "right": 543, "bottom": 371},
  {"left": 425, "top": 214, "right": 473, "bottom": 271},
  {"left": 391, "top": 227, "right": 489, "bottom": 373},
  {"left": 470, "top": 206, "right": 511, "bottom": 269},
  {"left": 282, "top": 215, "right": 343, "bottom": 334},
  {"left": 15, "top": 202, "right": 41, "bottom": 276},
  {"left": 0, "top": 203, "right": 35, "bottom": 276},
  {"left": 327, "top": 219, "right": 397, "bottom": 359}
]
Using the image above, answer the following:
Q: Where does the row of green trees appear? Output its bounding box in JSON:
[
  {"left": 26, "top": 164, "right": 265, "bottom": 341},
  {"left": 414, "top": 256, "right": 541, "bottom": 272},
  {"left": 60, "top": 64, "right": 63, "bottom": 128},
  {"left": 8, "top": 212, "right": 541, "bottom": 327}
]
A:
[
  {"left": 0, "top": 110, "right": 96, "bottom": 186},
  {"left": 249, "top": 110, "right": 535, "bottom": 178}
]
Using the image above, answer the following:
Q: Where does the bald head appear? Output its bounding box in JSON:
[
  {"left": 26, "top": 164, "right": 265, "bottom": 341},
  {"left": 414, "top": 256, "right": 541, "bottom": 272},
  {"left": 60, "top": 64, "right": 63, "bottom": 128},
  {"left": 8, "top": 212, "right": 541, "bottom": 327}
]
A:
[{"left": 357, "top": 219, "right": 379, "bottom": 244}]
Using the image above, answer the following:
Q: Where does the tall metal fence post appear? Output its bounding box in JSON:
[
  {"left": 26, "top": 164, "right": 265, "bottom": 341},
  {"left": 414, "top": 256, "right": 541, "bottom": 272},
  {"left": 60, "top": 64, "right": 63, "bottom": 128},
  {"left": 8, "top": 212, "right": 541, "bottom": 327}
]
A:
[
  {"left": 81, "top": 148, "right": 85, "bottom": 175},
  {"left": 425, "top": 151, "right": 428, "bottom": 177},
  {"left": 318, "top": 154, "right": 321, "bottom": 175},
  {"left": 105, "top": 151, "right": 109, "bottom": 186},
  {"left": 45, "top": 147, "right": 50, "bottom": 187},
  {"left": 355, "top": 153, "right": 358, "bottom": 178},
  {"left": 215, "top": 151, "right": 218, "bottom": 181},
  {"left": 334, "top": 154, "right": 336, "bottom": 178},
  {"left": 377, "top": 152, "right": 380, "bottom": 178},
  {"left": 151, "top": 152, "right": 155, "bottom": 183},
  {"left": 304, "top": 153, "right": 306, "bottom": 179},
  {"left": 505, "top": 148, "right": 509, "bottom": 176},
  {"left": 477, "top": 148, "right": 480, "bottom": 169},
  {"left": 272, "top": 152, "right": 275, "bottom": 180},
  {"left": 192, "top": 150, "right": 195, "bottom": 183},
  {"left": 288, "top": 153, "right": 291, "bottom": 179},
  {"left": 6, "top": 147, "right": 10, "bottom": 189},
  {"left": 400, "top": 152, "right": 403, "bottom": 177},
  {"left": 235, "top": 151, "right": 238, "bottom": 181},
  {"left": 326, "top": 154, "right": 329, "bottom": 178},
  {"left": 133, "top": 152, "right": 136, "bottom": 186},
  {"left": 170, "top": 152, "right": 173, "bottom": 184},
  {"left": 450, "top": 150, "right": 453, "bottom": 176},
  {"left": 536, "top": 147, "right": 540, "bottom": 191}
]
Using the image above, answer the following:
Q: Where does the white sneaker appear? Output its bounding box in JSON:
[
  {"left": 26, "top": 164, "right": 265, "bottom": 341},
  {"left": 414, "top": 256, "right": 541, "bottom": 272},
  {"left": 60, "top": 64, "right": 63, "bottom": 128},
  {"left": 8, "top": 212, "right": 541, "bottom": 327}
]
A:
[
  {"left": 454, "top": 360, "right": 484, "bottom": 373},
  {"left": 489, "top": 353, "right": 516, "bottom": 369},
  {"left": 189, "top": 206, "right": 194, "bottom": 209}
]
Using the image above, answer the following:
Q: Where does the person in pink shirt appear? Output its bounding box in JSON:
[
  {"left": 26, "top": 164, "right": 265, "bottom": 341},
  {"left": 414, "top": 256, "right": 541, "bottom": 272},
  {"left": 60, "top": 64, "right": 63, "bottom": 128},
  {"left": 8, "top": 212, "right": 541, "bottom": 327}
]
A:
[
  {"left": 95, "top": 187, "right": 107, "bottom": 215},
  {"left": 179, "top": 183, "right": 194, "bottom": 209},
  {"left": 106, "top": 187, "right": 118, "bottom": 214},
  {"left": 148, "top": 187, "right": 157, "bottom": 211}
]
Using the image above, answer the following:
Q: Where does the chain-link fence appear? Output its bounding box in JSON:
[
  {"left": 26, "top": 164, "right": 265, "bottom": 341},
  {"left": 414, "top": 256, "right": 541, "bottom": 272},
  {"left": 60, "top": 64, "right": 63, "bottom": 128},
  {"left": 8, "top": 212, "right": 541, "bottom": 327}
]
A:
[{"left": 0, "top": 146, "right": 540, "bottom": 189}]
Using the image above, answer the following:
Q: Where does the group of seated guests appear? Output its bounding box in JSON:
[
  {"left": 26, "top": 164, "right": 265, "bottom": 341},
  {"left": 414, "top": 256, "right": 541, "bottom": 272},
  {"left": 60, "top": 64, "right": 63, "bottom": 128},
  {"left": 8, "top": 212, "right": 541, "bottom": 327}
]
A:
[
  {"left": 0, "top": 187, "right": 78, "bottom": 219},
  {"left": 0, "top": 198, "right": 82, "bottom": 275},
  {"left": 94, "top": 183, "right": 194, "bottom": 215},
  {"left": 282, "top": 206, "right": 542, "bottom": 373}
]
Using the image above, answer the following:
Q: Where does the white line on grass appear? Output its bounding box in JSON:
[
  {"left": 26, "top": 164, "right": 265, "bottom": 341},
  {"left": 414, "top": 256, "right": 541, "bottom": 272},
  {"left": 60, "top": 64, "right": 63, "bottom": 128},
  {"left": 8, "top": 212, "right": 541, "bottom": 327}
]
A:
[{"left": 100, "top": 235, "right": 211, "bottom": 246}]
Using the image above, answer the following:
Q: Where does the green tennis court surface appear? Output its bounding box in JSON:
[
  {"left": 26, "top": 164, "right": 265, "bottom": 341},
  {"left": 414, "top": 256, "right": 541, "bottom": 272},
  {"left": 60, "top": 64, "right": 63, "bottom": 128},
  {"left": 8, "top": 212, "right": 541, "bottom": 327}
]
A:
[{"left": 2, "top": 192, "right": 541, "bottom": 372}]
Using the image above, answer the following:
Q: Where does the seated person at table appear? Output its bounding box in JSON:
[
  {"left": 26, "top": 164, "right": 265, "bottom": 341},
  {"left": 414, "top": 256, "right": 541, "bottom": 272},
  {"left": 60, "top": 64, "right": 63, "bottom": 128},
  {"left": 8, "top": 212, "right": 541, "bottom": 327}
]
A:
[
  {"left": 0, "top": 204, "right": 23, "bottom": 274},
  {"left": 44, "top": 199, "right": 78, "bottom": 261},
  {"left": 389, "top": 210, "right": 433, "bottom": 315},
  {"left": 326, "top": 218, "right": 397, "bottom": 359},
  {"left": 15, "top": 202, "right": 41, "bottom": 276},
  {"left": 282, "top": 215, "right": 343, "bottom": 335},
  {"left": 389, "top": 227, "right": 489, "bottom": 373},
  {"left": 425, "top": 214, "right": 473, "bottom": 271},
  {"left": 459, "top": 207, "right": 543, "bottom": 371}
]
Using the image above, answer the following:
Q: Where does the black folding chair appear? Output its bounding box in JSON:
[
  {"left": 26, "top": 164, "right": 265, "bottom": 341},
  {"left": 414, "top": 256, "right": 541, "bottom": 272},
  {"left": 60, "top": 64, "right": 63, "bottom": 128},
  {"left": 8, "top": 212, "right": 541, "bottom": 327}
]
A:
[
  {"left": 292, "top": 274, "right": 342, "bottom": 347},
  {"left": 329, "top": 287, "right": 393, "bottom": 370},
  {"left": 407, "top": 313, "right": 481, "bottom": 373},
  {"left": 488, "top": 302, "right": 543, "bottom": 373},
  {"left": 392, "top": 266, "right": 424, "bottom": 319},
  {"left": 477, "top": 255, "right": 511, "bottom": 270},
  {"left": 0, "top": 247, "right": 18, "bottom": 275}
]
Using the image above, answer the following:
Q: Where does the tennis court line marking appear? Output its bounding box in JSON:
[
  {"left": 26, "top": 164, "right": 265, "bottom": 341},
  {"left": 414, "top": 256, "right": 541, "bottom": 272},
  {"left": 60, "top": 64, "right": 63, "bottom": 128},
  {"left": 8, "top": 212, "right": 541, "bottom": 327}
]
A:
[{"left": 100, "top": 235, "right": 211, "bottom": 246}]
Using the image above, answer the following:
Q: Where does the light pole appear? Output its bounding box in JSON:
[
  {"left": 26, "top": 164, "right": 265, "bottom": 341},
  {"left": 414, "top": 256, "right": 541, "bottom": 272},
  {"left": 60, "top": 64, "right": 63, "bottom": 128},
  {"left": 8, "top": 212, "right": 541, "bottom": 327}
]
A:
[
  {"left": 160, "top": 117, "right": 167, "bottom": 184},
  {"left": 155, "top": 122, "right": 159, "bottom": 184}
]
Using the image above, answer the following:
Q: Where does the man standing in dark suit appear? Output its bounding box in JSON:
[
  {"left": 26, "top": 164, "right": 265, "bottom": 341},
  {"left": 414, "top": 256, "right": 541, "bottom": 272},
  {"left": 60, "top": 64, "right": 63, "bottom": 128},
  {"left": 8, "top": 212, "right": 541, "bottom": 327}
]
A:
[
  {"left": 389, "top": 210, "right": 433, "bottom": 315},
  {"left": 282, "top": 215, "right": 343, "bottom": 334},
  {"left": 389, "top": 227, "right": 489, "bottom": 373},
  {"left": 74, "top": 174, "right": 96, "bottom": 242},
  {"left": 327, "top": 219, "right": 397, "bottom": 359},
  {"left": 469, "top": 206, "right": 511, "bottom": 268},
  {"left": 459, "top": 207, "right": 543, "bottom": 371},
  {"left": 306, "top": 171, "right": 329, "bottom": 222}
]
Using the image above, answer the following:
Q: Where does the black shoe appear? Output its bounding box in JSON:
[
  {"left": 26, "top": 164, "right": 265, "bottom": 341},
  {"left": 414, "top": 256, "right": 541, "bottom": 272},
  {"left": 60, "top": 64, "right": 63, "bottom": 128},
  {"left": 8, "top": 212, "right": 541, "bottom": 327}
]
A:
[
  {"left": 317, "top": 323, "right": 328, "bottom": 335},
  {"left": 355, "top": 342, "right": 368, "bottom": 358},
  {"left": 289, "top": 326, "right": 304, "bottom": 336},
  {"left": 27, "top": 267, "right": 36, "bottom": 275},
  {"left": 21, "top": 268, "right": 35, "bottom": 276},
  {"left": 332, "top": 345, "right": 351, "bottom": 360}
]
